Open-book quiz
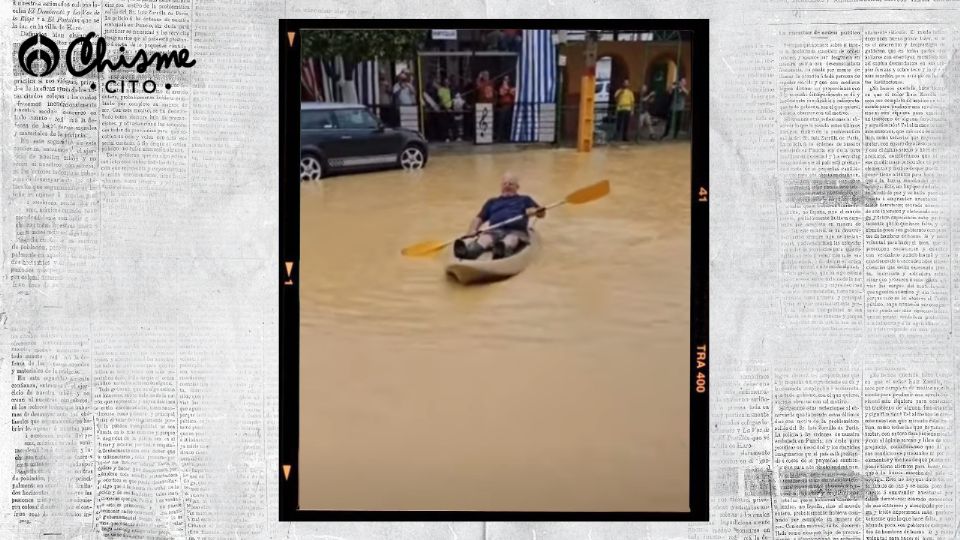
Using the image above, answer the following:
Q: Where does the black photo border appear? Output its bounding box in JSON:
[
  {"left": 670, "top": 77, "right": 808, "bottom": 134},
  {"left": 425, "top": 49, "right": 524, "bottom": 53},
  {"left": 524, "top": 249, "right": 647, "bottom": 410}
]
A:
[{"left": 279, "top": 19, "right": 709, "bottom": 522}]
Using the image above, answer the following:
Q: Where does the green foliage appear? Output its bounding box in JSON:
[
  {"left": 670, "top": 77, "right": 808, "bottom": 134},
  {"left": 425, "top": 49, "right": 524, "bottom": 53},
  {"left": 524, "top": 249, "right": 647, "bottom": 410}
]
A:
[{"left": 302, "top": 29, "right": 427, "bottom": 63}]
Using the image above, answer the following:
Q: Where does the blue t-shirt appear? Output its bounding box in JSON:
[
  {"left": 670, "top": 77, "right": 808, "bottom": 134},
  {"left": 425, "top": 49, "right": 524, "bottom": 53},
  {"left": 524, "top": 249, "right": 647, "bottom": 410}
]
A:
[{"left": 478, "top": 194, "right": 539, "bottom": 230}]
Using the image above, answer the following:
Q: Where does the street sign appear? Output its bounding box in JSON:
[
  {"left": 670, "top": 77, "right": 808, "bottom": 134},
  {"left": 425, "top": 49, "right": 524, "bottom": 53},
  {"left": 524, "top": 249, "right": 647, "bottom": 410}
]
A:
[{"left": 431, "top": 30, "right": 457, "bottom": 40}]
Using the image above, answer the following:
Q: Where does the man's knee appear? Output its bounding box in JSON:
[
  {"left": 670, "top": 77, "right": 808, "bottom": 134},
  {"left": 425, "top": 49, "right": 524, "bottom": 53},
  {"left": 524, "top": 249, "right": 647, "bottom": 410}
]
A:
[{"left": 476, "top": 234, "right": 494, "bottom": 247}]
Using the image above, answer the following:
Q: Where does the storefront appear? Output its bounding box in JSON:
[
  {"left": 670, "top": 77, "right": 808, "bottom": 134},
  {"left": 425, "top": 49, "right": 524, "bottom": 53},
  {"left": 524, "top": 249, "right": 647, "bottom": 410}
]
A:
[
  {"left": 558, "top": 31, "right": 693, "bottom": 143},
  {"left": 301, "top": 29, "right": 561, "bottom": 146}
]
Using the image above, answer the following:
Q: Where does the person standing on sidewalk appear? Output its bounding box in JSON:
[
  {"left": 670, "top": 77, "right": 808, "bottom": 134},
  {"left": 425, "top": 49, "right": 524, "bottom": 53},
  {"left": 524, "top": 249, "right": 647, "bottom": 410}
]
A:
[
  {"left": 613, "top": 79, "right": 635, "bottom": 141},
  {"left": 660, "top": 77, "right": 689, "bottom": 140},
  {"left": 635, "top": 84, "right": 657, "bottom": 141},
  {"left": 460, "top": 75, "right": 476, "bottom": 140},
  {"left": 393, "top": 70, "right": 416, "bottom": 106},
  {"left": 475, "top": 71, "right": 496, "bottom": 142},
  {"left": 496, "top": 75, "right": 516, "bottom": 142},
  {"left": 476, "top": 71, "right": 495, "bottom": 104},
  {"left": 438, "top": 77, "right": 454, "bottom": 141},
  {"left": 452, "top": 92, "right": 465, "bottom": 141}
]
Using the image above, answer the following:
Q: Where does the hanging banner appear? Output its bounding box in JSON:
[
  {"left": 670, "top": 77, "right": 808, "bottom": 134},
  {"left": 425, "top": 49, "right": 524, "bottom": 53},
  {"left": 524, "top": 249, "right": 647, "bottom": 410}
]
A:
[
  {"left": 431, "top": 29, "right": 457, "bottom": 40},
  {"left": 475, "top": 103, "right": 493, "bottom": 144}
]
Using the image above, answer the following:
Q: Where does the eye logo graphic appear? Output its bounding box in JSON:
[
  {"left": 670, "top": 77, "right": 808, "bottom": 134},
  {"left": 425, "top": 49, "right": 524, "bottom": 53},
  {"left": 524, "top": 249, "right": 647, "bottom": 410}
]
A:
[{"left": 18, "top": 34, "right": 59, "bottom": 77}]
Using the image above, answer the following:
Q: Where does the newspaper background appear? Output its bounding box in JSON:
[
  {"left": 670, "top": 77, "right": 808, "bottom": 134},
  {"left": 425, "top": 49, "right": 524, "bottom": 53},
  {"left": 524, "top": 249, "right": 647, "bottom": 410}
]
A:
[{"left": 3, "top": 0, "right": 959, "bottom": 538}]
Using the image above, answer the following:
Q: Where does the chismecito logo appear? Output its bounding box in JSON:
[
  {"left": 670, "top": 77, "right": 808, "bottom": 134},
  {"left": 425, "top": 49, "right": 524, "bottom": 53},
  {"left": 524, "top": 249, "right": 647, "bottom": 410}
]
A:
[
  {"left": 18, "top": 34, "right": 59, "bottom": 76},
  {"left": 17, "top": 32, "right": 195, "bottom": 93}
]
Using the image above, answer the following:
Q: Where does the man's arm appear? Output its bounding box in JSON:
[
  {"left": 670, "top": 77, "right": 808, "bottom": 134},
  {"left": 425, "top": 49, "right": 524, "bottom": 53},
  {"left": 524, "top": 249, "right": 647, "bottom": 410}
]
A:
[
  {"left": 467, "top": 216, "right": 483, "bottom": 235},
  {"left": 525, "top": 197, "right": 546, "bottom": 218},
  {"left": 470, "top": 201, "right": 490, "bottom": 234}
]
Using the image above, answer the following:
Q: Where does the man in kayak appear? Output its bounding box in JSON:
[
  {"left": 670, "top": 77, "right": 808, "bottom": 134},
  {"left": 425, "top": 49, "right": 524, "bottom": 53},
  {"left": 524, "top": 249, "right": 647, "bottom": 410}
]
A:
[{"left": 453, "top": 172, "right": 546, "bottom": 260}]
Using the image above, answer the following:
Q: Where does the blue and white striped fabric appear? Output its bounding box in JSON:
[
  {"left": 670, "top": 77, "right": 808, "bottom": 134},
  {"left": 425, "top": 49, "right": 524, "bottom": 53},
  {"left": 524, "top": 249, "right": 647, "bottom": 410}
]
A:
[
  {"left": 353, "top": 59, "right": 380, "bottom": 106},
  {"left": 317, "top": 56, "right": 380, "bottom": 105},
  {"left": 318, "top": 57, "right": 338, "bottom": 101},
  {"left": 510, "top": 30, "right": 557, "bottom": 142}
]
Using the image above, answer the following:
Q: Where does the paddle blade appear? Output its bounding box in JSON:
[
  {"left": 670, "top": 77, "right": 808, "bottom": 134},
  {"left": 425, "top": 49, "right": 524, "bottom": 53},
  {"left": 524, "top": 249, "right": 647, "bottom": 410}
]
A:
[
  {"left": 401, "top": 240, "right": 448, "bottom": 257},
  {"left": 565, "top": 179, "right": 610, "bottom": 205}
]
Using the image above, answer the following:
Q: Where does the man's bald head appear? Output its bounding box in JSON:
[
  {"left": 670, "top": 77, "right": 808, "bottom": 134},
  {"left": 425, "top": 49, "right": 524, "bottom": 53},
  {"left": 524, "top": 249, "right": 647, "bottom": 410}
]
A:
[{"left": 500, "top": 172, "right": 520, "bottom": 195}]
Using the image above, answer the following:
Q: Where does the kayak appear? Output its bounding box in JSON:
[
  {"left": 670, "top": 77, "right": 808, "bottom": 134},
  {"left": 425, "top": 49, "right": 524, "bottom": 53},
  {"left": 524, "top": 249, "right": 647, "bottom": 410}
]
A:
[{"left": 445, "top": 229, "right": 540, "bottom": 285}]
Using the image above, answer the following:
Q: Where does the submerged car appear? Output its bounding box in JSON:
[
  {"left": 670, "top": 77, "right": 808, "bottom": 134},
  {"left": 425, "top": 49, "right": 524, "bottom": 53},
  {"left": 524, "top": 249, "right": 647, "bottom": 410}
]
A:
[{"left": 300, "top": 102, "right": 429, "bottom": 181}]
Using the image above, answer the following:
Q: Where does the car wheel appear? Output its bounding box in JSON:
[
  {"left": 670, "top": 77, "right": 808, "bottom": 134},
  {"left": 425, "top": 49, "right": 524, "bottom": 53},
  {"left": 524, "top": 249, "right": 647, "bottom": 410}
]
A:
[
  {"left": 398, "top": 145, "right": 426, "bottom": 170},
  {"left": 300, "top": 154, "right": 324, "bottom": 181}
]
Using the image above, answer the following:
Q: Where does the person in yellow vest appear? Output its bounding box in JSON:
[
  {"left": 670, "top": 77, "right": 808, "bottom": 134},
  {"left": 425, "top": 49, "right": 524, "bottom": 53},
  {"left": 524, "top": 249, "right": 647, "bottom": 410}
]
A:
[
  {"left": 613, "top": 79, "right": 635, "bottom": 142},
  {"left": 438, "top": 77, "right": 454, "bottom": 141}
]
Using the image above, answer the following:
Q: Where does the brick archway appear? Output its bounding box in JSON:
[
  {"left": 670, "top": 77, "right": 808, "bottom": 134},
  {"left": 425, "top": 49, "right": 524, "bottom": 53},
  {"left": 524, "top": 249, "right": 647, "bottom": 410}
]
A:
[
  {"left": 596, "top": 53, "right": 630, "bottom": 111},
  {"left": 644, "top": 51, "right": 684, "bottom": 95}
]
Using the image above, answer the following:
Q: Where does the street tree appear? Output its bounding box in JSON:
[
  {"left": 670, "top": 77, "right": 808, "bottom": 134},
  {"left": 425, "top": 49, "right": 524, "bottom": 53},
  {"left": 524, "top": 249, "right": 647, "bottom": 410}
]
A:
[{"left": 302, "top": 30, "right": 426, "bottom": 102}]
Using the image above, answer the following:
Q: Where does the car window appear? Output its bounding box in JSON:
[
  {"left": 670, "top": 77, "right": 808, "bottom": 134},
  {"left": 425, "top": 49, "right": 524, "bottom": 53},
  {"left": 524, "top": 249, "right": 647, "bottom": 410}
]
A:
[
  {"left": 302, "top": 110, "right": 337, "bottom": 129},
  {"left": 333, "top": 108, "right": 378, "bottom": 130}
]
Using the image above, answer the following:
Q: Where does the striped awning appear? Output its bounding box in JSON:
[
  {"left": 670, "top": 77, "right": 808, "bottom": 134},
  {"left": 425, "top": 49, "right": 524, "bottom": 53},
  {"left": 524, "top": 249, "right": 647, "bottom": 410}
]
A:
[
  {"left": 305, "top": 55, "right": 381, "bottom": 106},
  {"left": 510, "top": 30, "right": 558, "bottom": 143}
]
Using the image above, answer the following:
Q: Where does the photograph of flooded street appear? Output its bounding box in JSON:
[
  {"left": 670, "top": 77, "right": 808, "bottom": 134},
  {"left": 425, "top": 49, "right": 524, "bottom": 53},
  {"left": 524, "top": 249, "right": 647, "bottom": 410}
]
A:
[{"left": 285, "top": 25, "right": 703, "bottom": 514}]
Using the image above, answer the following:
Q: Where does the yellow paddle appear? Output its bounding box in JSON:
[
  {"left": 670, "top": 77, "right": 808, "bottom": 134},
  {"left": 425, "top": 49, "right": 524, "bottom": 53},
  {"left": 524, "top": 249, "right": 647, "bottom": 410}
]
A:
[{"left": 400, "top": 180, "right": 611, "bottom": 257}]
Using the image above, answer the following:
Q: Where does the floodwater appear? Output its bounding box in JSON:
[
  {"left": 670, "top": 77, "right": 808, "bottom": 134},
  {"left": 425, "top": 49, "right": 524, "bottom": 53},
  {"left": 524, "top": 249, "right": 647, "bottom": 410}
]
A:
[{"left": 299, "top": 143, "right": 691, "bottom": 512}]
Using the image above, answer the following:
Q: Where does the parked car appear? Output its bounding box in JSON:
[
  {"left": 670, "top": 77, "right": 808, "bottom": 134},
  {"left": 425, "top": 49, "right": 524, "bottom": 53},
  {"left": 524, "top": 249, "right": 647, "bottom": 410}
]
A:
[{"left": 300, "top": 102, "right": 429, "bottom": 181}]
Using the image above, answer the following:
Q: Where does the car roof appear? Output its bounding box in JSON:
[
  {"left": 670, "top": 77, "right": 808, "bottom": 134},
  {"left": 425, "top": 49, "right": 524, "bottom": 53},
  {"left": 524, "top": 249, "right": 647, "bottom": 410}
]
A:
[{"left": 301, "top": 102, "right": 367, "bottom": 111}]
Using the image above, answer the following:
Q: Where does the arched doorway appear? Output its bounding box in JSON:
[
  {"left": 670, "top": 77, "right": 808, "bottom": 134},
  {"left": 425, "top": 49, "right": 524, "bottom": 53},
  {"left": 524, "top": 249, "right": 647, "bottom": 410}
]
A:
[
  {"left": 595, "top": 54, "right": 629, "bottom": 126},
  {"left": 646, "top": 54, "right": 684, "bottom": 95}
]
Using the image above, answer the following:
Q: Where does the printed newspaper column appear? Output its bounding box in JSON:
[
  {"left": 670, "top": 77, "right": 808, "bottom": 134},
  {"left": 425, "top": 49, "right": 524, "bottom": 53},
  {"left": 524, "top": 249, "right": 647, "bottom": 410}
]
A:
[
  {"left": 475, "top": 103, "right": 493, "bottom": 144},
  {"left": 181, "top": 0, "right": 279, "bottom": 534},
  {"left": 177, "top": 276, "right": 267, "bottom": 537},
  {"left": 772, "top": 22, "right": 955, "bottom": 540},
  {"left": 6, "top": 320, "right": 94, "bottom": 531},
  {"left": 777, "top": 27, "right": 865, "bottom": 338},
  {"left": 92, "top": 291, "right": 180, "bottom": 538},
  {"left": 862, "top": 27, "right": 953, "bottom": 538},
  {"left": 90, "top": 3, "right": 192, "bottom": 536},
  {"left": 863, "top": 349, "right": 953, "bottom": 537},
  {"left": 773, "top": 343, "right": 865, "bottom": 537},
  {"left": 5, "top": 6, "right": 101, "bottom": 536},
  {"left": 774, "top": 26, "right": 865, "bottom": 537},
  {"left": 863, "top": 27, "right": 950, "bottom": 338}
]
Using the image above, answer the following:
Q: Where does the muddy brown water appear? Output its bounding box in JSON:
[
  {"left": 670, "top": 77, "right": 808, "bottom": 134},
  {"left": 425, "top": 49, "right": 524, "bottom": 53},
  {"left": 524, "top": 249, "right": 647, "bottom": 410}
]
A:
[{"left": 299, "top": 143, "right": 691, "bottom": 512}]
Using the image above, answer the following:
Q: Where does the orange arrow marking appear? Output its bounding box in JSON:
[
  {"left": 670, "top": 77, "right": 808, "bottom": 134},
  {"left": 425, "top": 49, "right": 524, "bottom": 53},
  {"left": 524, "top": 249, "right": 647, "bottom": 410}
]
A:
[
  {"left": 287, "top": 32, "right": 295, "bottom": 47},
  {"left": 283, "top": 464, "right": 291, "bottom": 480},
  {"left": 284, "top": 262, "right": 294, "bottom": 285}
]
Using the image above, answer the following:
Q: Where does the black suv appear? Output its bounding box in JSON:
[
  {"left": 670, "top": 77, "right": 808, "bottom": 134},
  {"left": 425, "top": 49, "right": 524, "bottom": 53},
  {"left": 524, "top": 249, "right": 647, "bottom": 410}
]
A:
[{"left": 300, "top": 103, "right": 429, "bottom": 181}]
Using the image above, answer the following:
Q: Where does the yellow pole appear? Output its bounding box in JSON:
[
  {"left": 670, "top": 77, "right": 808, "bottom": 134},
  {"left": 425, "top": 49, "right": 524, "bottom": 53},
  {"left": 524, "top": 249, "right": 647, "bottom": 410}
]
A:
[
  {"left": 577, "top": 31, "right": 598, "bottom": 152},
  {"left": 577, "top": 74, "right": 596, "bottom": 152}
]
